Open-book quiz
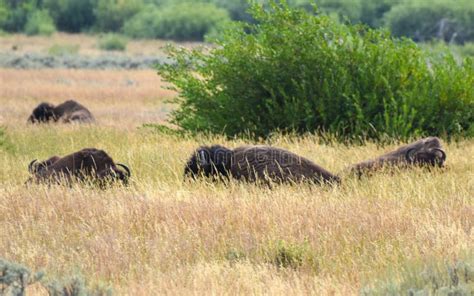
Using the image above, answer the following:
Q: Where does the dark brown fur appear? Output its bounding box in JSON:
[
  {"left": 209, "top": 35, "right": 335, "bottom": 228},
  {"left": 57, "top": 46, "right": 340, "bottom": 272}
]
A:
[
  {"left": 350, "top": 137, "right": 447, "bottom": 176},
  {"left": 27, "top": 100, "right": 94, "bottom": 124},
  {"left": 230, "top": 145, "right": 340, "bottom": 185},
  {"left": 27, "top": 148, "right": 130, "bottom": 186},
  {"left": 184, "top": 145, "right": 233, "bottom": 180},
  {"left": 28, "top": 155, "right": 61, "bottom": 175}
]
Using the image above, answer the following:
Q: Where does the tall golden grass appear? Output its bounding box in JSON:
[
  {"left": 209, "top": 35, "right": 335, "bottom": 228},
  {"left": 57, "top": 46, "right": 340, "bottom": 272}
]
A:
[{"left": 0, "top": 68, "right": 472, "bottom": 295}]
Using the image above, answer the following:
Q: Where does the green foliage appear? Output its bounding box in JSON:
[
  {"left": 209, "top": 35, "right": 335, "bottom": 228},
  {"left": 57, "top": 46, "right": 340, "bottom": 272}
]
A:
[
  {"left": 270, "top": 240, "right": 310, "bottom": 269},
  {"left": 94, "top": 0, "right": 143, "bottom": 32},
  {"left": 24, "top": 9, "right": 56, "bottom": 36},
  {"left": 48, "top": 43, "right": 80, "bottom": 56},
  {"left": 98, "top": 34, "right": 127, "bottom": 51},
  {"left": 211, "top": 0, "right": 254, "bottom": 22},
  {"left": 0, "top": 0, "right": 36, "bottom": 32},
  {"left": 43, "top": 0, "right": 96, "bottom": 33},
  {"left": 384, "top": 0, "right": 474, "bottom": 44},
  {"left": 121, "top": 4, "right": 159, "bottom": 39},
  {"left": 123, "top": 2, "right": 230, "bottom": 41},
  {"left": 0, "top": 126, "right": 16, "bottom": 154},
  {"left": 158, "top": 2, "right": 474, "bottom": 141},
  {"left": 362, "top": 257, "right": 474, "bottom": 295}
]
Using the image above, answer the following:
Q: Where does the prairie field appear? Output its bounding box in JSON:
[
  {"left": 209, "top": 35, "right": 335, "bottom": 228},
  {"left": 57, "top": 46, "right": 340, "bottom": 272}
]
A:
[{"left": 0, "top": 67, "right": 473, "bottom": 294}]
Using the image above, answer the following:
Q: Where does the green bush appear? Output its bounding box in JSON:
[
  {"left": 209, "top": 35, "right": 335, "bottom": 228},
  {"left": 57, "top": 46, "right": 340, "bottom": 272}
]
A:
[
  {"left": 384, "top": 0, "right": 474, "bottom": 43},
  {"left": 124, "top": 2, "right": 230, "bottom": 41},
  {"left": 122, "top": 4, "right": 160, "bottom": 39},
  {"left": 158, "top": 1, "right": 474, "bottom": 141},
  {"left": 0, "top": 0, "right": 36, "bottom": 32},
  {"left": 48, "top": 43, "right": 80, "bottom": 56},
  {"left": 98, "top": 33, "right": 127, "bottom": 51},
  {"left": 24, "top": 9, "right": 56, "bottom": 36},
  {"left": 270, "top": 240, "right": 310, "bottom": 269},
  {"left": 43, "top": 0, "right": 96, "bottom": 33},
  {"left": 94, "top": 0, "right": 143, "bottom": 32}
]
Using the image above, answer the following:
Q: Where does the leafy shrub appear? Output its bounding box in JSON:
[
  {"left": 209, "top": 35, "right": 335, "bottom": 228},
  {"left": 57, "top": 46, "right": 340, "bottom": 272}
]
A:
[
  {"left": 270, "top": 240, "right": 310, "bottom": 269},
  {"left": 158, "top": 1, "right": 474, "bottom": 141},
  {"left": 362, "top": 257, "right": 474, "bottom": 295},
  {"left": 24, "top": 9, "right": 56, "bottom": 36},
  {"left": 124, "top": 2, "right": 230, "bottom": 41},
  {"left": 0, "top": 0, "right": 36, "bottom": 32},
  {"left": 211, "top": 0, "right": 254, "bottom": 22},
  {"left": 43, "top": 0, "right": 96, "bottom": 33},
  {"left": 122, "top": 4, "right": 159, "bottom": 39},
  {"left": 384, "top": 0, "right": 474, "bottom": 43},
  {"left": 48, "top": 43, "right": 80, "bottom": 56},
  {"left": 94, "top": 0, "right": 143, "bottom": 32},
  {"left": 98, "top": 34, "right": 127, "bottom": 51}
]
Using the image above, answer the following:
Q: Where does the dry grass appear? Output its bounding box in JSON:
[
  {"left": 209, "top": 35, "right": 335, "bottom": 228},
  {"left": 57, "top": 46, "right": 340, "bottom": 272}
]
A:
[
  {"left": 0, "top": 68, "right": 175, "bottom": 128},
  {"left": 0, "top": 66, "right": 473, "bottom": 295}
]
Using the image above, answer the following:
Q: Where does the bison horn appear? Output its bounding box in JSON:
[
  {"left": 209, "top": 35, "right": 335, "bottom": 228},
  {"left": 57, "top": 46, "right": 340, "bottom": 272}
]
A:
[
  {"left": 28, "top": 159, "right": 38, "bottom": 174},
  {"left": 199, "top": 150, "right": 209, "bottom": 165},
  {"left": 405, "top": 148, "right": 417, "bottom": 163},
  {"left": 432, "top": 148, "right": 446, "bottom": 163},
  {"left": 117, "top": 163, "right": 131, "bottom": 178}
]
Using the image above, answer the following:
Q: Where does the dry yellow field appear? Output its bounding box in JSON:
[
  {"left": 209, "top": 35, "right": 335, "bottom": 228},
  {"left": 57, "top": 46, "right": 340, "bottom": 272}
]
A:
[{"left": 0, "top": 67, "right": 473, "bottom": 295}]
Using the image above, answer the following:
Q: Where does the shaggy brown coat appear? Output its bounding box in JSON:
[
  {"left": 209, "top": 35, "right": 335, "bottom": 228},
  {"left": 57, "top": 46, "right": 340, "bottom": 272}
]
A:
[
  {"left": 27, "top": 148, "right": 130, "bottom": 186},
  {"left": 350, "top": 137, "right": 447, "bottom": 176},
  {"left": 229, "top": 145, "right": 340, "bottom": 185}
]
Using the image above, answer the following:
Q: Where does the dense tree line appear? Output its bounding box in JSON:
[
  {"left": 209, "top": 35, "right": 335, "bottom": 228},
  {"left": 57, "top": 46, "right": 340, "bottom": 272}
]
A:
[{"left": 0, "top": 0, "right": 473, "bottom": 43}]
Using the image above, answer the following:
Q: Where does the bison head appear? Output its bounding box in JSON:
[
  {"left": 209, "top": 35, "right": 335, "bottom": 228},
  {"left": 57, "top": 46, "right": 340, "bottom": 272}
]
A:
[
  {"left": 406, "top": 148, "right": 446, "bottom": 167},
  {"left": 28, "top": 103, "right": 56, "bottom": 123},
  {"left": 184, "top": 145, "right": 233, "bottom": 180}
]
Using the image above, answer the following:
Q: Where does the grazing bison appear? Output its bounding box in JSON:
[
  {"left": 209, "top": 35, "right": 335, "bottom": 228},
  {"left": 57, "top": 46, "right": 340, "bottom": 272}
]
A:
[
  {"left": 184, "top": 144, "right": 340, "bottom": 185},
  {"left": 28, "top": 155, "right": 61, "bottom": 175},
  {"left": 27, "top": 100, "right": 94, "bottom": 124},
  {"left": 229, "top": 145, "right": 341, "bottom": 185},
  {"left": 27, "top": 148, "right": 130, "bottom": 186},
  {"left": 184, "top": 145, "right": 233, "bottom": 180},
  {"left": 350, "top": 137, "right": 447, "bottom": 176}
]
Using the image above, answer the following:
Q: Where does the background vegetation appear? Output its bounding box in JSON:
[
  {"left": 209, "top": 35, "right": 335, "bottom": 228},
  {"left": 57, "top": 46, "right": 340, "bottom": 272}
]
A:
[
  {"left": 159, "top": 2, "right": 474, "bottom": 141},
  {"left": 1, "top": 0, "right": 474, "bottom": 43}
]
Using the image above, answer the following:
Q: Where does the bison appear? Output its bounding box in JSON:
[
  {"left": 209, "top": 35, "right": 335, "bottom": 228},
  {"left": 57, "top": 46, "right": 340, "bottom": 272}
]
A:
[
  {"left": 184, "top": 145, "right": 340, "bottom": 185},
  {"left": 27, "top": 100, "right": 94, "bottom": 124},
  {"left": 229, "top": 145, "right": 340, "bottom": 185},
  {"left": 350, "top": 137, "right": 447, "bottom": 176},
  {"left": 27, "top": 148, "right": 131, "bottom": 186},
  {"left": 184, "top": 145, "right": 233, "bottom": 180}
]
